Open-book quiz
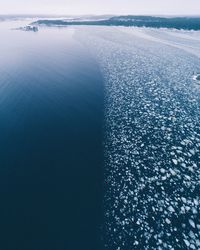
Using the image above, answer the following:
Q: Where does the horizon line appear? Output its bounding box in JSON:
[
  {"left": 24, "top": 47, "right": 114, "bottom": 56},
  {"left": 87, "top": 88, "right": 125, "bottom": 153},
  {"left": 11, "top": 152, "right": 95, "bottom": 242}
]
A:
[{"left": 1, "top": 13, "right": 200, "bottom": 17}]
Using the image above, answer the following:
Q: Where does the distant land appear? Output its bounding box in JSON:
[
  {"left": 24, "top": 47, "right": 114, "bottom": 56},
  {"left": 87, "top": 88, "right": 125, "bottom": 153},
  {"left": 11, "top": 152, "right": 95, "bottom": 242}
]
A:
[
  {"left": 0, "top": 14, "right": 112, "bottom": 21},
  {"left": 32, "top": 16, "right": 200, "bottom": 30}
]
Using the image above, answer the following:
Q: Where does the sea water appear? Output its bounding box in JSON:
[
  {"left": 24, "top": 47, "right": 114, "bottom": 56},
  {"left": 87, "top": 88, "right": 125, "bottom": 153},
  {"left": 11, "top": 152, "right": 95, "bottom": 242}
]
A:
[{"left": 0, "top": 20, "right": 104, "bottom": 250}]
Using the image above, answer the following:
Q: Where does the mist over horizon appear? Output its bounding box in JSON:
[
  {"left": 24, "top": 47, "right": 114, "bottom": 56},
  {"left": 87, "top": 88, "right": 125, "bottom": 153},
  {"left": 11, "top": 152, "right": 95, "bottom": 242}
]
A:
[
  {"left": 1, "top": 0, "right": 200, "bottom": 16},
  {"left": 1, "top": 14, "right": 200, "bottom": 18}
]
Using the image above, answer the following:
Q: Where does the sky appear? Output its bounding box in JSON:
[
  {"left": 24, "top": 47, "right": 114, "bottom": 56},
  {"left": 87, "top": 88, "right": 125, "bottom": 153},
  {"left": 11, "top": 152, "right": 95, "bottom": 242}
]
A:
[{"left": 1, "top": 0, "right": 200, "bottom": 16}]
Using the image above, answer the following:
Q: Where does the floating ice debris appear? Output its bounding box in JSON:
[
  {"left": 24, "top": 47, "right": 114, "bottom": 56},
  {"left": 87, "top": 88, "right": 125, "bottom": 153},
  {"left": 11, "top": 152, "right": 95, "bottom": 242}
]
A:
[
  {"left": 190, "top": 244, "right": 195, "bottom": 249},
  {"left": 169, "top": 168, "right": 177, "bottom": 176},
  {"left": 172, "top": 159, "right": 178, "bottom": 165},
  {"left": 181, "top": 197, "right": 187, "bottom": 203},
  {"left": 184, "top": 239, "right": 190, "bottom": 247},
  {"left": 196, "top": 239, "right": 200, "bottom": 247},
  {"left": 165, "top": 218, "right": 171, "bottom": 224},
  {"left": 168, "top": 206, "right": 175, "bottom": 213},
  {"left": 189, "top": 230, "right": 195, "bottom": 239},
  {"left": 76, "top": 26, "right": 200, "bottom": 250},
  {"left": 160, "top": 168, "right": 166, "bottom": 174},
  {"left": 189, "top": 219, "right": 196, "bottom": 228},
  {"left": 192, "top": 73, "right": 200, "bottom": 82}
]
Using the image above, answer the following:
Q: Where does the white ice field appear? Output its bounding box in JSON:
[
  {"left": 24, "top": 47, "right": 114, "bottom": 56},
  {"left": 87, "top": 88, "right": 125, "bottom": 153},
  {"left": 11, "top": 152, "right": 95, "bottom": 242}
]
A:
[{"left": 76, "top": 27, "right": 200, "bottom": 250}]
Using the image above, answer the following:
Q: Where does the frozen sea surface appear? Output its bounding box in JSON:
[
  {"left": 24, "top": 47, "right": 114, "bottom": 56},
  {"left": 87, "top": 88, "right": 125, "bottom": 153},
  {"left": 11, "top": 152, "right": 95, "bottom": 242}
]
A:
[{"left": 75, "top": 27, "right": 200, "bottom": 249}]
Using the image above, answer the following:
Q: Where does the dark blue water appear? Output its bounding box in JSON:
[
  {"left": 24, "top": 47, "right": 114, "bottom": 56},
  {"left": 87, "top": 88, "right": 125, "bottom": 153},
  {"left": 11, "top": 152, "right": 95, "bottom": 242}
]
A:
[{"left": 0, "top": 21, "right": 104, "bottom": 250}]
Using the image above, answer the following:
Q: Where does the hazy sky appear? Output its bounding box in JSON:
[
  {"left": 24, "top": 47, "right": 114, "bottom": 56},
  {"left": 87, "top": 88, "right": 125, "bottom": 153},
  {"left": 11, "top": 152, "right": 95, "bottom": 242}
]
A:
[{"left": 1, "top": 0, "right": 200, "bottom": 16}]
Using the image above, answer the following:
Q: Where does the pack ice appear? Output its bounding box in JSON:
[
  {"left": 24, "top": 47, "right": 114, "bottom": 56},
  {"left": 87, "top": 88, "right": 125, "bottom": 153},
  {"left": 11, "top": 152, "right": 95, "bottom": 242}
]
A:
[{"left": 76, "top": 27, "right": 200, "bottom": 250}]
